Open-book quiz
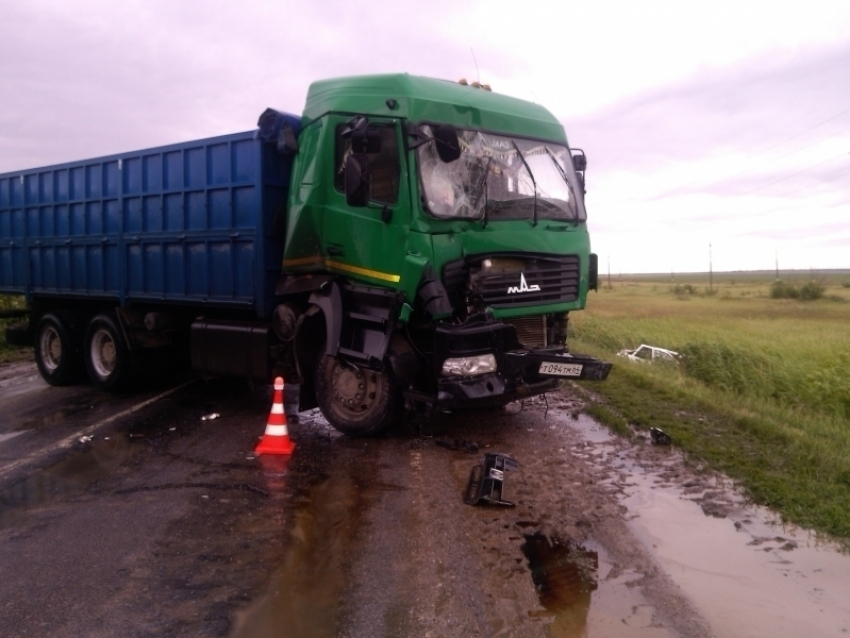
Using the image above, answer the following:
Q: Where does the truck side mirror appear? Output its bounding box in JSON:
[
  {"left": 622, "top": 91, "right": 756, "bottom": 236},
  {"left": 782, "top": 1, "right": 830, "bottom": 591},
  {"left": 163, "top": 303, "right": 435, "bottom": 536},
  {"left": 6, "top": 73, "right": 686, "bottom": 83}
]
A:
[
  {"left": 588, "top": 253, "right": 598, "bottom": 291},
  {"left": 571, "top": 150, "right": 587, "bottom": 172},
  {"left": 405, "top": 122, "right": 432, "bottom": 150},
  {"left": 432, "top": 125, "right": 461, "bottom": 163},
  {"left": 345, "top": 154, "right": 371, "bottom": 207}
]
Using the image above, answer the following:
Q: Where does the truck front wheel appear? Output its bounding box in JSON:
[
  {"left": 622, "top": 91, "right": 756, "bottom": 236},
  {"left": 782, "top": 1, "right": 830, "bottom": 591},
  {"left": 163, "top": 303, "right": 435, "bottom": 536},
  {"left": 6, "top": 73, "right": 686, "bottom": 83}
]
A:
[
  {"left": 315, "top": 355, "right": 401, "bottom": 437},
  {"left": 84, "top": 314, "right": 132, "bottom": 392},
  {"left": 34, "top": 313, "right": 83, "bottom": 386}
]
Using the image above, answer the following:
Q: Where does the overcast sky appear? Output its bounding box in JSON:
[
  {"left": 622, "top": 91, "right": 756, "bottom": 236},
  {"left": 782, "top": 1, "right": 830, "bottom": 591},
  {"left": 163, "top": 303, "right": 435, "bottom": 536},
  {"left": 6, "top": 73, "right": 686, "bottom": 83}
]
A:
[{"left": 1, "top": 0, "right": 848, "bottom": 273}]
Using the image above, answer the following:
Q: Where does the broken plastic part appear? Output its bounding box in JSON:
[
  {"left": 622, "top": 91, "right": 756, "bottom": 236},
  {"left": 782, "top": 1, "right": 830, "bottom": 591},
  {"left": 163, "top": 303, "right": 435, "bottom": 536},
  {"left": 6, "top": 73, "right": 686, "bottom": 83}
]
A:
[
  {"left": 436, "top": 438, "right": 480, "bottom": 454},
  {"left": 464, "top": 453, "right": 518, "bottom": 506},
  {"left": 650, "top": 427, "right": 671, "bottom": 445}
]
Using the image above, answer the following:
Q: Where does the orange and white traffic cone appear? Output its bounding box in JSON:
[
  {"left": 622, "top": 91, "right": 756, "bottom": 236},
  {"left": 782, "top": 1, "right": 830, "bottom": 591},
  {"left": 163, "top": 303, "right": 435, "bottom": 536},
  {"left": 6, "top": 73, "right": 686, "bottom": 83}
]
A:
[{"left": 255, "top": 376, "right": 295, "bottom": 455}]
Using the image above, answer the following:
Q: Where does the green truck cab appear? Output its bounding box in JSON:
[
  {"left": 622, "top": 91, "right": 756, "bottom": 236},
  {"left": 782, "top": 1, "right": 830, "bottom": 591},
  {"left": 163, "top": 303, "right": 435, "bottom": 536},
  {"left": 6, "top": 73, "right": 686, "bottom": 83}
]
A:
[{"left": 266, "top": 74, "right": 611, "bottom": 435}]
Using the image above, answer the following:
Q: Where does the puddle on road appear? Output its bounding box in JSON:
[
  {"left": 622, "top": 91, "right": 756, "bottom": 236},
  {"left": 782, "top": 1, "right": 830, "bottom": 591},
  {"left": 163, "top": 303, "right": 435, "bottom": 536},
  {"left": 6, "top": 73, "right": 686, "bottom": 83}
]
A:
[
  {"left": 0, "top": 367, "right": 40, "bottom": 395},
  {"left": 229, "top": 468, "right": 361, "bottom": 638},
  {"left": 232, "top": 410, "right": 679, "bottom": 638},
  {"left": 561, "top": 413, "right": 615, "bottom": 444},
  {"left": 521, "top": 528, "right": 675, "bottom": 638},
  {"left": 563, "top": 413, "right": 850, "bottom": 637},
  {"left": 0, "top": 430, "right": 29, "bottom": 445},
  {"left": 624, "top": 471, "right": 850, "bottom": 637},
  {"left": 522, "top": 533, "right": 598, "bottom": 635},
  {"left": 15, "top": 391, "right": 113, "bottom": 431},
  {"left": 0, "top": 436, "right": 142, "bottom": 530}
]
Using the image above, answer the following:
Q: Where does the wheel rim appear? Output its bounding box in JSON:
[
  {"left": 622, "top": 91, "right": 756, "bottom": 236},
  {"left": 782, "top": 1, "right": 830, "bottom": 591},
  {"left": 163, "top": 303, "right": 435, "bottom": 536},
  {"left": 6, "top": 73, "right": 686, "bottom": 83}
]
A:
[
  {"left": 39, "top": 326, "right": 62, "bottom": 372},
  {"left": 90, "top": 328, "right": 117, "bottom": 379},
  {"left": 329, "top": 361, "right": 383, "bottom": 418}
]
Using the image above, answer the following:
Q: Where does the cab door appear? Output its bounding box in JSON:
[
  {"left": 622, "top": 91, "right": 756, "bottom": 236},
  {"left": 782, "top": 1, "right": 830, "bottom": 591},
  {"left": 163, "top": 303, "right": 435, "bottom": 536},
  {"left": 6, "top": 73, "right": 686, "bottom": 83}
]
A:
[{"left": 321, "top": 116, "right": 411, "bottom": 291}]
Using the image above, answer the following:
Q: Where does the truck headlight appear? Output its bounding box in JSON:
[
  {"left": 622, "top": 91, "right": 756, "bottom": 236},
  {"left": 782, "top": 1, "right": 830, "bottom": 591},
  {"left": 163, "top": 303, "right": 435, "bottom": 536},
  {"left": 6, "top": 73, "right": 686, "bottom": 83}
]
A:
[{"left": 441, "top": 354, "right": 497, "bottom": 377}]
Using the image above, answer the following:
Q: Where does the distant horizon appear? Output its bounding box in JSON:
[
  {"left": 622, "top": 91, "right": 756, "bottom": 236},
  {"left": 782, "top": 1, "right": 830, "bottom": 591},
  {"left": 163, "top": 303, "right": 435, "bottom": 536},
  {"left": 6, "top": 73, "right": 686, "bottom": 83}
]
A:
[{"left": 610, "top": 267, "right": 850, "bottom": 277}]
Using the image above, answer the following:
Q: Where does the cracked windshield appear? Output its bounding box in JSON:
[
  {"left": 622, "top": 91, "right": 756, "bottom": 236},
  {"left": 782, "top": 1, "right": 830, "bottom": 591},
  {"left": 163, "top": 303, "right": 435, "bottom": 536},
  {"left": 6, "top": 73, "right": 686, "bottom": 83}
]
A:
[{"left": 417, "top": 126, "right": 586, "bottom": 222}]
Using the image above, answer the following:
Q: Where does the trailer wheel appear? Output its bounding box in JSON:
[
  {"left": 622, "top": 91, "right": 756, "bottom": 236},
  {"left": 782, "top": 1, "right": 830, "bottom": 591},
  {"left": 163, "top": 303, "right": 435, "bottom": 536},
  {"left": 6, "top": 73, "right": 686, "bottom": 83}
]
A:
[
  {"left": 84, "top": 314, "right": 132, "bottom": 392},
  {"left": 34, "top": 313, "right": 82, "bottom": 386},
  {"left": 315, "top": 354, "right": 401, "bottom": 437}
]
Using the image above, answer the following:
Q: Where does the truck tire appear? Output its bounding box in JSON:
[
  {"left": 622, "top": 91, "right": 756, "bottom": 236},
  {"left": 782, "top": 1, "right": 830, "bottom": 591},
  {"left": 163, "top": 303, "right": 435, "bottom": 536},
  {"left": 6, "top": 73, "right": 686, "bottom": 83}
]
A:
[
  {"left": 84, "top": 314, "right": 133, "bottom": 392},
  {"left": 315, "top": 354, "right": 401, "bottom": 437},
  {"left": 34, "top": 313, "right": 83, "bottom": 386}
]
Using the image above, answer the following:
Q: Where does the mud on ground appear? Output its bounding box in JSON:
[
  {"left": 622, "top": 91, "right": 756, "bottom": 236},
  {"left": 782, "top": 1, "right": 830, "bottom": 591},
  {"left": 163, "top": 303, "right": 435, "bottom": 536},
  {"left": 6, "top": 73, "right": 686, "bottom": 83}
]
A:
[{"left": 233, "top": 388, "right": 719, "bottom": 638}]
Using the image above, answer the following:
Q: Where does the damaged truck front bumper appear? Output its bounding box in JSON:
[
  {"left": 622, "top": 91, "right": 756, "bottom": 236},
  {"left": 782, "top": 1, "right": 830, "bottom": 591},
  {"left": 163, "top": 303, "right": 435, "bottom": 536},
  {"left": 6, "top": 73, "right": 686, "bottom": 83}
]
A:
[{"left": 404, "top": 314, "right": 613, "bottom": 411}]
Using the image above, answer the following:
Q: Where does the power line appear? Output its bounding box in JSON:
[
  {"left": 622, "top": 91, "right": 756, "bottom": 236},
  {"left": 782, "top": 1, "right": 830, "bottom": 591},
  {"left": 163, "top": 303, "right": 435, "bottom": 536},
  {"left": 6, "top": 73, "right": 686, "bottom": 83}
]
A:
[
  {"left": 748, "top": 108, "right": 850, "bottom": 157},
  {"left": 736, "top": 121, "right": 850, "bottom": 174},
  {"left": 651, "top": 129, "right": 850, "bottom": 201},
  {"left": 734, "top": 151, "right": 849, "bottom": 197},
  {"left": 773, "top": 163, "right": 850, "bottom": 198},
  {"left": 648, "top": 108, "right": 850, "bottom": 201}
]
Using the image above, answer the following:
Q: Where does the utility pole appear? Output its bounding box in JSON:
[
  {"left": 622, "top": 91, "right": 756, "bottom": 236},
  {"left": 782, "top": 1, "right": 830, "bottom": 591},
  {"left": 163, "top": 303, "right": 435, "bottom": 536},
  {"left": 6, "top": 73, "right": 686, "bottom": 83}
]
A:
[
  {"left": 709, "top": 242, "right": 713, "bottom": 291},
  {"left": 607, "top": 255, "right": 611, "bottom": 288},
  {"left": 775, "top": 250, "right": 779, "bottom": 281}
]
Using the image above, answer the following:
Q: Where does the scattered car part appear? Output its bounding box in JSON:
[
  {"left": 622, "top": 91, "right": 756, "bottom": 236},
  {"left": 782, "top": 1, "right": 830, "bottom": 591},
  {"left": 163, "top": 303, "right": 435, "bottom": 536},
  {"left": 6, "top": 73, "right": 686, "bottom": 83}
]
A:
[
  {"left": 464, "top": 453, "right": 518, "bottom": 506},
  {"left": 435, "top": 438, "right": 479, "bottom": 454},
  {"left": 650, "top": 427, "right": 672, "bottom": 445}
]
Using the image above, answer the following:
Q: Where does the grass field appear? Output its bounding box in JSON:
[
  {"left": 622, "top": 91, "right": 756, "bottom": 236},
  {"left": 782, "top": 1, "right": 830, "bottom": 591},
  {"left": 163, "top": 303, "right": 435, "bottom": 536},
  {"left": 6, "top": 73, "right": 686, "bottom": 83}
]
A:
[
  {"left": 0, "top": 294, "right": 29, "bottom": 363},
  {"left": 571, "top": 270, "right": 850, "bottom": 542}
]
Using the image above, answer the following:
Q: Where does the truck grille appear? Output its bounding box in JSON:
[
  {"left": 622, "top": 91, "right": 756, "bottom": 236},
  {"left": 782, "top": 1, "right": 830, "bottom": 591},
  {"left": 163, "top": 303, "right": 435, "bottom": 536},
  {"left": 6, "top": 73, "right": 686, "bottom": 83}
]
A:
[
  {"left": 467, "top": 254, "right": 580, "bottom": 309},
  {"left": 503, "top": 315, "right": 547, "bottom": 348}
]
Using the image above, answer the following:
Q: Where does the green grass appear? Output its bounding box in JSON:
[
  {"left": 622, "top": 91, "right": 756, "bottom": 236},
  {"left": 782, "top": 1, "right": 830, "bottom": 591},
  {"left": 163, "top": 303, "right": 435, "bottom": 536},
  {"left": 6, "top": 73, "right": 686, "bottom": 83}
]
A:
[
  {"left": 0, "top": 295, "right": 30, "bottom": 363},
  {"left": 571, "top": 276, "right": 850, "bottom": 542}
]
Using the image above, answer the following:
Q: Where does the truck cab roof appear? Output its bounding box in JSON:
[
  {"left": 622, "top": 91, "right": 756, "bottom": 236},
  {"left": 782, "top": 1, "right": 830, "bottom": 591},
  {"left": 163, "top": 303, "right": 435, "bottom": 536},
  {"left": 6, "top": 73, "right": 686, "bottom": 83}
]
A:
[{"left": 302, "top": 73, "right": 568, "bottom": 143}]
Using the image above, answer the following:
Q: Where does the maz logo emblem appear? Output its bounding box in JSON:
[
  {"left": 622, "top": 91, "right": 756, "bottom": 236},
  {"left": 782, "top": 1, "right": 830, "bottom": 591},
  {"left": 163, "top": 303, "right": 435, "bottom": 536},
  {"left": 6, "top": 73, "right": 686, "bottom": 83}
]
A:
[{"left": 507, "top": 273, "right": 540, "bottom": 294}]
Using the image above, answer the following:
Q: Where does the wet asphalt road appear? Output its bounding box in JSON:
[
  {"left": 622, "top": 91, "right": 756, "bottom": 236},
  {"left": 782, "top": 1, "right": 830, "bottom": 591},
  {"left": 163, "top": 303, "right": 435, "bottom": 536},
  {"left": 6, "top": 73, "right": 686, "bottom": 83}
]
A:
[
  {"left": 0, "top": 364, "right": 298, "bottom": 638},
  {"left": 6, "top": 360, "right": 850, "bottom": 637},
  {"left": 0, "top": 360, "right": 719, "bottom": 638},
  {"left": 0, "top": 362, "right": 582, "bottom": 638}
]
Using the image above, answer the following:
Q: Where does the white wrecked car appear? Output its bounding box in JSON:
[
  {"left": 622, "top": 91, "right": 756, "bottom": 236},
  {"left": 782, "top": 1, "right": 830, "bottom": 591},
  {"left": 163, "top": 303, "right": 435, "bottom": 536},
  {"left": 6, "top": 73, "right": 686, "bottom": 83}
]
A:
[{"left": 617, "top": 344, "right": 680, "bottom": 363}]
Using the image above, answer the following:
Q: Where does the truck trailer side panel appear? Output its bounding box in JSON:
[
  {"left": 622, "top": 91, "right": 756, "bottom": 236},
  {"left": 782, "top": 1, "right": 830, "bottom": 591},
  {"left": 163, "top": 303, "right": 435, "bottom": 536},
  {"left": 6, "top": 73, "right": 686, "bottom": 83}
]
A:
[{"left": 0, "top": 130, "right": 295, "bottom": 319}]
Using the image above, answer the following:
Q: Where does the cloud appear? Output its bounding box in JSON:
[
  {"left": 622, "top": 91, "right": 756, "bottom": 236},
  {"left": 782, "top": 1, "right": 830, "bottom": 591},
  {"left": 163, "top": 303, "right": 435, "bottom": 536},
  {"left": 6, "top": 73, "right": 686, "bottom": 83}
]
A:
[
  {"left": 562, "top": 41, "right": 850, "bottom": 272},
  {"left": 0, "top": 0, "right": 514, "bottom": 172},
  {"left": 565, "top": 42, "right": 850, "bottom": 176}
]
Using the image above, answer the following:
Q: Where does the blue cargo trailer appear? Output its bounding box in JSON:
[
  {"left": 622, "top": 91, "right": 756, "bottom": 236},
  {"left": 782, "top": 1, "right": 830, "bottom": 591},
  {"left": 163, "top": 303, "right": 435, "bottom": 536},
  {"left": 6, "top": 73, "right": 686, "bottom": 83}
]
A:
[
  {"left": 0, "top": 119, "right": 301, "bottom": 389},
  {"left": 0, "top": 130, "right": 294, "bottom": 317}
]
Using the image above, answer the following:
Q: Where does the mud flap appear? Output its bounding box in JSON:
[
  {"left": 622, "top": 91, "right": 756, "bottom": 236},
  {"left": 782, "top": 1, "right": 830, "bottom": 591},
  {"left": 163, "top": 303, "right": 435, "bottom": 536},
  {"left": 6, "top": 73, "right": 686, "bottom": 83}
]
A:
[{"left": 463, "top": 453, "right": 518, "bottom": 506}]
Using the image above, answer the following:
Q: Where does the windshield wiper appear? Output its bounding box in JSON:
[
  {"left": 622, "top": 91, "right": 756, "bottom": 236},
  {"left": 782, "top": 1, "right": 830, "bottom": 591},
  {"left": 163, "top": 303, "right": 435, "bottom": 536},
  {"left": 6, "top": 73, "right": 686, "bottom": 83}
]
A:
[
  {"left": 472, "top": 156, "right": 492, "bottom": 228},
  {"left": 544, "top": 146, "right": 578, "bottom": 225},
  {"left": 512, "top": 141, "right": 538, "bottom": 226}
]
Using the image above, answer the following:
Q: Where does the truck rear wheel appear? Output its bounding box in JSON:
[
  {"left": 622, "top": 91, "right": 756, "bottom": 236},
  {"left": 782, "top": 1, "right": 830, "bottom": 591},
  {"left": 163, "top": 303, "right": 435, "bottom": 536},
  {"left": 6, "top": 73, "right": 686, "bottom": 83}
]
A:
[
  {"left": 84, "top": 314, "right": 133, "bottom": 392},
  {"left": 315, "top": 354, "right": 401, "bottom": 437},
  {"left": 34, "top": 313, "right": 83, "bottom": 386}
]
